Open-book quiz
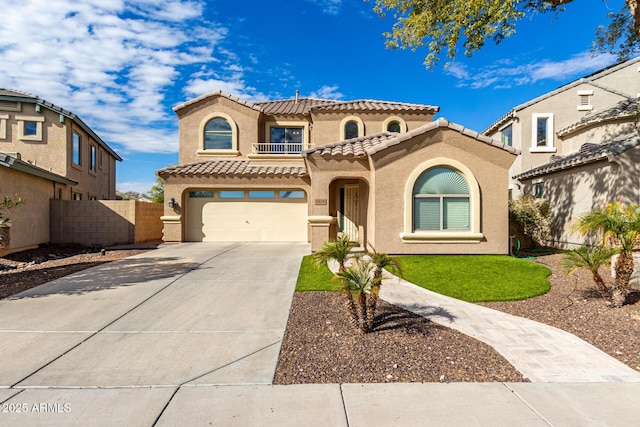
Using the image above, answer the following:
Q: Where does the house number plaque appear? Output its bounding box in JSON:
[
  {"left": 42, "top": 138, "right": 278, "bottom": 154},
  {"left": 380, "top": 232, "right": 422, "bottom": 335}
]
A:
[{"left": 314, "top": 199, "right": 327, "bottom": 205}]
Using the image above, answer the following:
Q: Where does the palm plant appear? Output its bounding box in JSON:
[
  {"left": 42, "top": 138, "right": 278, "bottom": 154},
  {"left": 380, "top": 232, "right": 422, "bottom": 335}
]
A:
[
  {"left": 572, "top": 202, "right": 640, "bottom": 307},
  {"left": 335, "top": 256, "right": 381, "bottom": 333},
  {"left": 365, "top": 244, "right": 403, "bottom": 332},
  {"left": 312, "top": 235, "right": 359, "bottom": 327},
  {"left": 561, "top": 245, "right": 617, "bottom": 302}
]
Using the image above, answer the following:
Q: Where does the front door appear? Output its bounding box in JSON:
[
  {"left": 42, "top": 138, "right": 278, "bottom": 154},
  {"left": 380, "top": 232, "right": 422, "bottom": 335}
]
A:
[{"left": 339, "top": 185, "right": 359, "bottom": 242}]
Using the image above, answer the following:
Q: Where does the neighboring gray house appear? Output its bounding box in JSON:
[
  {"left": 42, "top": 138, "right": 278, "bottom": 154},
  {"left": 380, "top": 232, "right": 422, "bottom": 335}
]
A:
[{"left": 484, "top": 57, "right": 640, "bottom": 247}]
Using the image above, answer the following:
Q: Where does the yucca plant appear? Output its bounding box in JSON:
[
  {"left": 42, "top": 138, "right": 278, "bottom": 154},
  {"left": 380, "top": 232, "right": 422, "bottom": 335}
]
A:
[
  {"left": 365, "top": 244, "right": 403, "bottom": 332},
  {"left": 561, "top": 245, "right": 617, "bottom": 302},
  {"left": 312, "top": 235, "right": 359, "bottom": 327},
  {"left": 572, "top": 202, "right": 640, "bottom": 308}
]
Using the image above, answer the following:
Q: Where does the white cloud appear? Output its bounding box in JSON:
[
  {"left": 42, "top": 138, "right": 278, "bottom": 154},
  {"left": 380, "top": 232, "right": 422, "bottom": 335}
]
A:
[
  {"left": 305, "top": 0, "right": 342, "bottom": 15},
  {"left": 0, "top": 0, "right": 227, "bottom": 154},
  {"left": 309, "top": 85, "right": 344, "bottom": 99},
  {"left": 446, "top": 52, "right": 618, "bottom": 89}
]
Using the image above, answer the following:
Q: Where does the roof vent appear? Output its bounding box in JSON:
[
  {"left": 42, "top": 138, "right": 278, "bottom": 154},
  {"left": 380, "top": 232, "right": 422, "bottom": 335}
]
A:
[
  {"left": 295, "top": 90, "right": 299, "bottom": 103},
  {"left": 579, "top": 143, "right": 599, "bottom": 154}
]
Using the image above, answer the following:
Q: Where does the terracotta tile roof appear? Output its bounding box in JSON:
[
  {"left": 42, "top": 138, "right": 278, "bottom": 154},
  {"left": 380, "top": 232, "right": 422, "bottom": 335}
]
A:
[
  {"left": 157, "top": 160, "right": 308, "bottom": 178},
  {"left": 311, "top": 99, "right": 439, "bottom": 113},
  {"left": 174, "top": 90, "right": 439, "bottom": 116},
  {"left": 253, "top": 98, "right": 336, "bottom": 115},
  {"left": 557, "top": 97, "right": 638, "bottom": 137},
  {"left": 173, "top": 90, "right": 262, "bottom": 113},
  {"left": 303, "top": 118, "right": 519, "bottom": 158},
  {"left": 514, "top": 132, "right": 640, "bottom": 180}
]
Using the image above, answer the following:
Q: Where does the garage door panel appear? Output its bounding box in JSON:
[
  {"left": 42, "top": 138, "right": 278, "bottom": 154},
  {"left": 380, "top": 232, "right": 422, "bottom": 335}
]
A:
[{"left": 187, "top": 198, "right": 308, "bottom": 242}]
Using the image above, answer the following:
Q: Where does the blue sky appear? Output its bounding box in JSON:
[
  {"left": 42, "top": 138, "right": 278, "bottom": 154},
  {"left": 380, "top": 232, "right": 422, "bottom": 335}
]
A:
[{"left": 0, "top": 0, "right": 626, "bottom": 194}]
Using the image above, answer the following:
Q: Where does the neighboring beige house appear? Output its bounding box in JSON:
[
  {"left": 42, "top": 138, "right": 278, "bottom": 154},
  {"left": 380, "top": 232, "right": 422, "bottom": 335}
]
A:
[
  {"left": 158, "top": 91, "right": 518, "bottom": 254},
  {"left": 0, "top": 88, "right": 122, "bottom": 254},
  {"left": 483, "top": 57, "right": 640, "bottom": 247}
]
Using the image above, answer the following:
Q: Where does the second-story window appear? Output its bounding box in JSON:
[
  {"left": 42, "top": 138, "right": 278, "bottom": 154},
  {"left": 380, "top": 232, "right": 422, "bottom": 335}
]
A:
[
  {"left": 73, "top": 132, "right": 81, "bottom": 166},
  {"left": 387, "top": 120, "right": 401, "bottom": 133},
  {"left": 271, "top": 127, "right": 303, "bottom": 144},
  {"left": 501, "top": 124, "right": 513, "bottom": 146},
  {"left": 531, "top": 113, "right": 555, "bottom": 152},
  {"left": 204, "top": 117, "right": 233, "bottom": 150},
  {"left": 90, "top": 144, "right": 97, "bottom": 172},
  {"left": 344, "top": 120, "right": 359, "bottom": 139}
]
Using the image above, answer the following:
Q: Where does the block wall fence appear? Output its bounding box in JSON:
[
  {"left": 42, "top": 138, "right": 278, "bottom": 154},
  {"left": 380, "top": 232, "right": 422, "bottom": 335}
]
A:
[{"left": 50, "top": 200, "right": 164, "bottom": 247}]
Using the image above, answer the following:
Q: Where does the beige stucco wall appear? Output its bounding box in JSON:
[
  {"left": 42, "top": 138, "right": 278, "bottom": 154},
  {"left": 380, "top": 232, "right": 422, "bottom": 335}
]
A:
[
  {"left": 176, "top": 96, "right": 261, "bottom": 163},
  {"left": 305, "top": 129, "right": 516, "bottom": 254},
  {"left": 519, "top": 146, "right": 640, "bottom": 248},
  {"left": 0, "top": 102, "right": 118, "bottom": 200},
  {"left": 371, "top": 129, "right": 515, "bottom": 254},
  {"left": 560, "top": 120, "right": 637, "bottom": 153},
  {"left": 0, "top": 168, "right": 56, "bottom": 255},
  {"left": 310, "top": 111, "right": 435, "bottom": 145},
  {"left": 50, "top": 200, "right": 163, "bottom": 247}
]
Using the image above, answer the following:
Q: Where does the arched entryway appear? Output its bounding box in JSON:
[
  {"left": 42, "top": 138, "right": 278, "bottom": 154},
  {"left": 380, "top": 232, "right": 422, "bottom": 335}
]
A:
[{"left": 328, "top": 178, "right": 369, "bottom": 246}]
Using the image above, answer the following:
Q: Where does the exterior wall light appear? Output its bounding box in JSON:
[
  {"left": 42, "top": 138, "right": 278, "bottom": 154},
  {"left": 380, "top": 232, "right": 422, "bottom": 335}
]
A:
[{"left": 168, "top": 197, "right": 175, "bottom": 209}]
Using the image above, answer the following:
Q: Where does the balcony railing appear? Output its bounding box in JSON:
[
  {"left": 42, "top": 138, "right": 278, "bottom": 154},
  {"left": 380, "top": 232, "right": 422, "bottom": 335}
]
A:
[{"left": 252, "top": 142, "right": 311, "bottom": 155}]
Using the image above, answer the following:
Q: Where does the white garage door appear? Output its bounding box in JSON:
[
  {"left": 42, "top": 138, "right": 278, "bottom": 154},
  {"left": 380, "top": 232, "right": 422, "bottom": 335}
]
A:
[{"left": 186, "top": 189, "right": 308, "bottom": 242}]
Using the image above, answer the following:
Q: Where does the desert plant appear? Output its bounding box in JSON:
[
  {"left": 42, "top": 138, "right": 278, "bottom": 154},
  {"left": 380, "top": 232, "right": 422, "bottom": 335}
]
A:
[
  {"left": 509, "top": 195, "right": 550, "bottom": 247},
  {"left": 312, "top": 235, "right": 359, "bottom": 327},
  {"left": 335, "top": 256, "right": 381, "bottom": 333},
  {"left": 365, "top": 244, "right": 403, "bottom": 332},
  {"left": 561, "top": 245, "right": 617, "bottom": 302},
  {"left": 0, "top": 192, "right": 24, "bottom": 227},
  {"left": 572, "top": 202, "right": 640, "bottom": 308}
]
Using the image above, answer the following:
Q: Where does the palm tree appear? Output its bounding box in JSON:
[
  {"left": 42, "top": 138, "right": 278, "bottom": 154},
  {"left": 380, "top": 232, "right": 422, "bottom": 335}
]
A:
[
  {"left": 365, "top": 244, "right": 403, "bottom": 332},
  {"left": 561, "top": 245, "right": 617, "bottom": 302},
  {"left": 335, "top": 256, "right": 380, "bottom": 333},
  {"left": 573, "top": 202, "right": 640, "bottom": 307},
  {"left": 312, "top": 235, "right": 359, "bottom": 327}
]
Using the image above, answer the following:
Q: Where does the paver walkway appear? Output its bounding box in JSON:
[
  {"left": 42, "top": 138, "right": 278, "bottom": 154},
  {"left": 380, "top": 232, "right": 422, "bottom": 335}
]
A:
[{"left": 380, "top": 274, "right": 640, "bottom": 382}]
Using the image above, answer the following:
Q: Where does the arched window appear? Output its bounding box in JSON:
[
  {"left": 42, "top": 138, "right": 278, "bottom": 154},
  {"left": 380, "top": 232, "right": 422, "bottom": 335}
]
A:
[
  {"left": 413, "top": 167, "right": 470, "bottom": 231},
  {"left": 387, "top": 120, "right": 401, "bottom": 133},
  {"left": 204, "top": 117, "right": 232, "bottom": 150},
  {"left": 344, "top": 120, "right": 359, "bottom": 139}
]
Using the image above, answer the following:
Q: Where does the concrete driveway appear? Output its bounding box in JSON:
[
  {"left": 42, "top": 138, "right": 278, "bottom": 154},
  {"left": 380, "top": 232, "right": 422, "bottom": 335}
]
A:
[{"left": 0, "top": 243, "right": 311, "bottom": 424}]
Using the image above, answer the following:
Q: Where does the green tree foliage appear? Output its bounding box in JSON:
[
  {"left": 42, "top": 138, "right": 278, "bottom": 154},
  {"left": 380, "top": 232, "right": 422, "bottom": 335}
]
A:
[
  {"left": 509, "top": 195, "right": 551, "bottom": 247},
  {"left": 148, "top": 176, "right": 165, "bottom": 204},
  {"left": 561, "top": 244, "right": 617, "bottom": 301},
  {"left": 371, "top": 0, "right": 639, "bottom": 68}
]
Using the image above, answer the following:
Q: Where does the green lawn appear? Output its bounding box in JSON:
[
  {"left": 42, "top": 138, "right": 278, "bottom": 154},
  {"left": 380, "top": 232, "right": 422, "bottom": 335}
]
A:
[
  {"left": 295, "top": 255, "right": 341, "bottom": 291},
  {"left": 296, "top": 254, "right": 551, "bottom": 302}
]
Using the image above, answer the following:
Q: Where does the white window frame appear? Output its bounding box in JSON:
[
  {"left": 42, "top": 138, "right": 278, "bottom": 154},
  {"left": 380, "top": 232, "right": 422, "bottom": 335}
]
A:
[
  {"left": 530, "top": 113, "right": 556, "bottom": 153},
  {"left": 0, "top": 114, "right": 7, "bottom": 139},
  {"left": 498, "top": 122, "right": 513, "bottom": 147},
  {"left": 197, "top": 112, "right": 239, "bottom": 156},
  {"left": 16, "top": 115, "right": 44, "bottom": 141},
  {"left": 340, "top": 116, "right": 364, "bottom": 140},
  {"left": 400, "top": 157, "right": 483, "bottom": 243}
]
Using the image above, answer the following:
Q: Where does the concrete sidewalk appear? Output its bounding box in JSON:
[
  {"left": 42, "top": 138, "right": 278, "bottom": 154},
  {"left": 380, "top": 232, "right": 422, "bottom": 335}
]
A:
[
  {"left": 1, "top": 243, "right": 639, "bottom": 426},
  {"left": 380, "top": 275, "right": 640, "bottom": 383}
]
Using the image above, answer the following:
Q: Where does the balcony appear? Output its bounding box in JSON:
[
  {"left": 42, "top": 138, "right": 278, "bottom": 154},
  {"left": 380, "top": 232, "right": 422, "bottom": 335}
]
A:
[{"left": 251, "top": 142, "right": 311, "bottom": 155}]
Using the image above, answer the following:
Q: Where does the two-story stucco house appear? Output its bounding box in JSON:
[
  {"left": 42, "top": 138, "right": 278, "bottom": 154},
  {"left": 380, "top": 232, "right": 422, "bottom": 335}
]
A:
[
  {"left": 0, "top": 89, "right": 121, "bottom": 253},
  {"left": 484, "top": 57, "right": 640, "bottom": 247},
  {"left": 158, "top": 90, "right": 518, "bottom": 254}
]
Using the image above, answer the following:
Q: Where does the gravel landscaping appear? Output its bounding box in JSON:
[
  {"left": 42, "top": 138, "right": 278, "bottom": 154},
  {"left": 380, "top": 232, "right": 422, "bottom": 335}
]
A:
[{"left": 2, "top": 246, "right": 638, "bottom": 383}]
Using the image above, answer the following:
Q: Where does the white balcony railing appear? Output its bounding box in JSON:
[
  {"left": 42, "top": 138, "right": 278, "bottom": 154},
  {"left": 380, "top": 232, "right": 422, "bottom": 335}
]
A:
[{"left": 251, "top": 142, "right": 309, "bottom": 155}]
